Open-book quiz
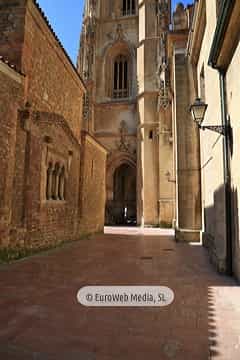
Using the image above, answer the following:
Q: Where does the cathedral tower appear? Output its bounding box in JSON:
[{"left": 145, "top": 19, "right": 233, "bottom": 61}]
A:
[{"left": 78, "top": 0, "right": 174, "bottom": 227}]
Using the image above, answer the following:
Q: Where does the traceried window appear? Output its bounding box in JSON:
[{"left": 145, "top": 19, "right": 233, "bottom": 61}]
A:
[
  {"left": 122, "top": 0, "right": 136, "bottom": 16},
  {"left": 113, "top": 55, "right": 129, "bottom": 99}
]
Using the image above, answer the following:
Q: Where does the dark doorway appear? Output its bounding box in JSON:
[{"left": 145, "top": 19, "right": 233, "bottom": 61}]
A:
[{"left": 106, "top": 163, "right": 137, "bottom": 226}]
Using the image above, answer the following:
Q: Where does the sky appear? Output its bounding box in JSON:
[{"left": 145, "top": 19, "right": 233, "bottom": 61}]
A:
[{"left": 37, "top": 0, "right": 193, "bottom": 65}]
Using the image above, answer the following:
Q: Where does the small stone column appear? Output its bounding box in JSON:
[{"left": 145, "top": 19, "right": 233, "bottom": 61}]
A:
[
  {"left": 59, "top": 167, "right": 65, "bottom": 200},
  {"left": 53, "top": 165, "right": 61, "bottom": 200},
  {"left": 46, "top": 163, "right": 54, "bottom": 200}
]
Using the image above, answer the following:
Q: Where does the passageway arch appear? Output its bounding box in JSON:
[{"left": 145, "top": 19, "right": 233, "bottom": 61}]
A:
[{"left": 105, "top": 153, "right": 137, "bottom": 226}]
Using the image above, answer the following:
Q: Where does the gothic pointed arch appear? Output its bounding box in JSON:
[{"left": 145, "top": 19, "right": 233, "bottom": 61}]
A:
[
  {"left": 106, "top": 151, "right": 136, "bottom": 200},
  {"left": 102, "top": 38, "right": 136, "bottom": 99},
  {"left": 105, "top": 152, "right": 137, "bottom": 225}
]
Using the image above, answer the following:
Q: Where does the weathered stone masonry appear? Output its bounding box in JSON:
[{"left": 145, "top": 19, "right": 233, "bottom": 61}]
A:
[
  {"left": 0, "top": 0, "right": 107, "bottom": 249},
  {"left": 0, "top": 60, "right": 24, "bottom": 247}
]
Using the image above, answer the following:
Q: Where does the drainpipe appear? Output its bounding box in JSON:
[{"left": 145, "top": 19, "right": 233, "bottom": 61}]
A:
[{"left": 219, "top": 70, "right": 232, "bottom": 275}]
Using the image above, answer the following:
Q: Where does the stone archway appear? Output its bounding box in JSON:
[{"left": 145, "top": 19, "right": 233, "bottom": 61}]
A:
[{"left": 105, "top": 153, "right": 137, "bottom": 226}]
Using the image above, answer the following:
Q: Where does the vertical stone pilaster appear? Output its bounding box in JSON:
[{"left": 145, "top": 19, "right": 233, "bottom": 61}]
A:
[
  {"left": 137, "top": 0, "right": 171, "bottom": 225},
  {"left": 173, "top": 50, "right": 202, "bottom": 241}
]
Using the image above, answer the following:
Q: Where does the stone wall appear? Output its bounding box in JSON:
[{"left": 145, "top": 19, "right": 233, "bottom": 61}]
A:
[
  {"left": 191, "top": 0, "right": 227, "bottom": 270},
  {"left": 0, "top": 0, "right": 26, "bottom": 68},
  {"left": 23, "top": 0, "right": 84, "bottom": 139},
  {"left": 10, "top": 110, "right": 82, "bottom": 249},
  {"left": 79, "top": 132, "right": 107, "bottom": 234},
  {"left": 0, "top": 0, "right": 107, "bottom": 250},
  {"left": 173, "top": 50, "right": 202, "bottom": 242},
  {"left": 0, "top": 0, "right": 85, "bottom": 139},
  {"left": 168, "top": 4, "right": 202, "bottom": 241},
  {"left": 0, "top": 61, "right": 24, "bottom": 247},
  {"left": 226, "top": 40, "right": 240, "bottom": 281}
]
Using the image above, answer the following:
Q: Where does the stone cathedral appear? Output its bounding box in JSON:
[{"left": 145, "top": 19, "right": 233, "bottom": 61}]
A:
[{"left": 78, "top": 0, "right": 202, "bottom": 240}]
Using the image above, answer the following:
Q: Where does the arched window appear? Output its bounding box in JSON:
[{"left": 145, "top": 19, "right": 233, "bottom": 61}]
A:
[
  {"left": 45, "top": 161, "right": 66, "bottom": 202},
  {"left": 123, "top": 0, "right": 136, "bottom": 16},
  {"left": 113, "top": 55, "right": 129, "bottom": 99}
]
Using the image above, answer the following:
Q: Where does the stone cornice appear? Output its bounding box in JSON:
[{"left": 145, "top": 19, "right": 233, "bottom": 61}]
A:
[
  {"left": 94, "top": 99, "right": 137, "bottom": 108},
  {"left": 19, "top": 109, "right": 81, "bottom": 148},
  {"left": 208, "top": 0, "right": 240, "bottom": 70},
  {"left": 0, "top": 58, "right": 25, "bottom": 84},
  {"left": 137, "top": 91, "right": 159, "bottom": 99},
  {"left": 81, "top": 131, "right": 108, "bottom": 155}
]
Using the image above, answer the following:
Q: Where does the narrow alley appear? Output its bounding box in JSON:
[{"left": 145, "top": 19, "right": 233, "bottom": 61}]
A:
[{"left": 0, "top": 229, "right": 239, "bottom": 360}]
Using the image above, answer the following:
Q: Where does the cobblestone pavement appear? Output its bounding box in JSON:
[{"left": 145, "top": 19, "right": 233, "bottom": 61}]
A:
[{"left": 0, "top": 228, "right": 240, "bottom": 360}]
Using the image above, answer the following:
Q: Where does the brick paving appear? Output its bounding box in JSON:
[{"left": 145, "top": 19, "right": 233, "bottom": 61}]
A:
[{"left": 0, "top": 228, "right": 240, "bottom": 360}]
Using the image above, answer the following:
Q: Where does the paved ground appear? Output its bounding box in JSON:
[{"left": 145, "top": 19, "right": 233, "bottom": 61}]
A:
[{"left": 0, "top": 228, "right": 240, "bottom": 360}]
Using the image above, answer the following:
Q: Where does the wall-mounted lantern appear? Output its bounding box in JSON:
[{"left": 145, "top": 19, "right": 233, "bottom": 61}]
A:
[{"left": 190, "top": 98, "right": 228, "bottom": 136}]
